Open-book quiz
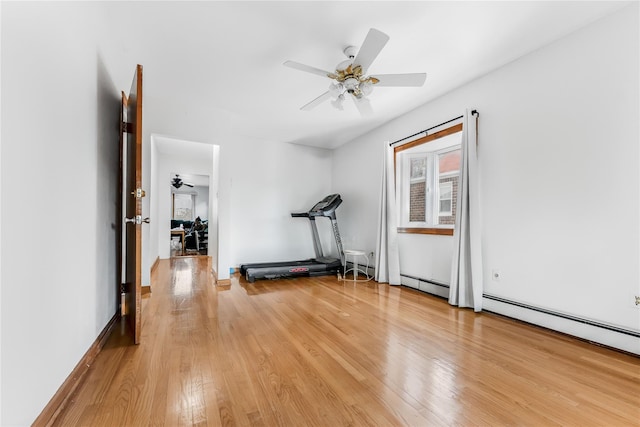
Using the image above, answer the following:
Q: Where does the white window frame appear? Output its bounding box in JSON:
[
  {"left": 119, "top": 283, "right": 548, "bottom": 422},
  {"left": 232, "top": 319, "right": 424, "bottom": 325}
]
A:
[
  {"left": 438, "top": 180, "right": 453, "bottom": 217},
  {"left": 396, "top": 130, "right": 461, "bottom": 230},
  {"left": 401, "top": 153, "right": 430, "bottom": 226}
]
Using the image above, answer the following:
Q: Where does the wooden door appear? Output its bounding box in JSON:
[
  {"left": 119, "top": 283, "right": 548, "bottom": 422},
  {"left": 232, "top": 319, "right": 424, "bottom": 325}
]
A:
[{"left": 122, "top": 64, "right": 144, "bottom": 344}]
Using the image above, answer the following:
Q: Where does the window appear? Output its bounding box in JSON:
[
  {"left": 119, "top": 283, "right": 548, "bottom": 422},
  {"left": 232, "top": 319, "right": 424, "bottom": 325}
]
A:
[
  {"left": 172, "top": 193, "right": 195, "bottom": 220},
  {"left": 439, "top": 181, "right": 453, "bottom": 216},
  {"left": 395, "top": 123, "right": 462, "bottom": 235},
  {"left": 409, "top": 155, "right": 427, "bottom": 222}
]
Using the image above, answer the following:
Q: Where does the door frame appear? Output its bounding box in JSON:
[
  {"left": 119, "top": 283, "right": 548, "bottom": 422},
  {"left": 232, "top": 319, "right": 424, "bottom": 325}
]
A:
[{"left": 148, "top": 136, "right": 219, "bottom": 270}]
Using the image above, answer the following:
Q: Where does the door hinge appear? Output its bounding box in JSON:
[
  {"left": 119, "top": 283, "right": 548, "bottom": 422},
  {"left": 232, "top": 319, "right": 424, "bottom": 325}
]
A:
[
  {"left": 120, "top": 283, "right": 128, "bottom": 316},
  {"left": 131, "top": 188, "right": 146, "bottom": 198},
  {"left": 121, "top": 121, "right": 133, "bottom": 134}
]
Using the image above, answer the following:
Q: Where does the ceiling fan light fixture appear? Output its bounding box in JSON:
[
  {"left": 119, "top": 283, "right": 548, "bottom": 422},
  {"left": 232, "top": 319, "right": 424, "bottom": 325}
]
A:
[
  {"left": 329, "top": 82, "right": 343, "bottom": 98},
  {"left": 331, "top": 94, "right": 345, "bottom": 110},
  {"left": 359, "top": 81, "right": 374, "bottom": 96},
  {"left": 344, "top": 77, "right": 359, "bottom": 93}
]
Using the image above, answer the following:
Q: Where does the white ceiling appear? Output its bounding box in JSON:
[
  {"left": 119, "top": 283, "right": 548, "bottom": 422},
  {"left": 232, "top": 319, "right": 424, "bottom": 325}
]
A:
[{"left": 109, "top": 1, "right": 627, "bottom": 150}]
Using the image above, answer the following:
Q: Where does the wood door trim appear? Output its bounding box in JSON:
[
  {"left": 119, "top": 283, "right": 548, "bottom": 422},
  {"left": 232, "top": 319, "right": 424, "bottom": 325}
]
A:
[
  {"left": 32, "top": 313, "right": 119, "bottom": 427},
  {"left": 133, "top": 64, "right": 143, "bottom": 344},
  {"left": 118, "top": 91, "right": 125, "bottom": 323},
  {"left": 124, "top": 64, "right": 143, "bottom": 345}
]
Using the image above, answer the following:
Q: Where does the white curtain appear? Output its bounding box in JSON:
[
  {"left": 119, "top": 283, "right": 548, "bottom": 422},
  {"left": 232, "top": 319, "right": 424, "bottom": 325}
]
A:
[
  {"left": 375, "top": 142, "right": 401, "bottom": 285},
  {"left": 449, "top": 109, "right": 483, "bottom": 311}
]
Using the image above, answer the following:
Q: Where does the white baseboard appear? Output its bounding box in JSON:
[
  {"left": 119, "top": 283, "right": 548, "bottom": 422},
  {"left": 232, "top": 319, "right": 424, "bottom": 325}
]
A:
[
  {"left": 401, "top": 275, "right": 449, "bottom": 298},
  {"left": 399, "top": 274, "right": 639, "bottom": 355},
  {"left": 483, "top": 296, "right": 640, "bottom": 356}
]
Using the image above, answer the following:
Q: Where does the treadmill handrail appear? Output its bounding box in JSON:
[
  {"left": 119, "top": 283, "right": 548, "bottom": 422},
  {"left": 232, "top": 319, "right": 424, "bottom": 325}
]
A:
[{"left": 291, "top": 212, "right": 309, "bottom": 218}]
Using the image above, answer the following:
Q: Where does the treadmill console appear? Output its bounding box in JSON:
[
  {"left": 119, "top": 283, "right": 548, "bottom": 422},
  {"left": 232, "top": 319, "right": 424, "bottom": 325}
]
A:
[{"left": 309, "top": 194, "right": 342, "bottom": 216}]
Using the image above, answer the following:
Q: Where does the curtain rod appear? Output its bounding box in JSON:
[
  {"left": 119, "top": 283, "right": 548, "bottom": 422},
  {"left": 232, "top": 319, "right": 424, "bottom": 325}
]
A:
[{"left": 389, "top": 109, "right": 479, "bottom": 147}]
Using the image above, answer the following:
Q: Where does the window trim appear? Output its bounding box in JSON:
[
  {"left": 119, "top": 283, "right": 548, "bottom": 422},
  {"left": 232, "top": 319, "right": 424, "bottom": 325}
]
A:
[
  {"left": 394, "top": 123, "right": 462, "bottom": 235},
  {"left": 397, "top": 227, "right": 454, "bottom": 236}
]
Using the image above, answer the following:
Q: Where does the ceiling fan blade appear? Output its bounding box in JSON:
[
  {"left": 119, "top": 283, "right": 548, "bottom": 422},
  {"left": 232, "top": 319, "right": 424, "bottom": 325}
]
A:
[
  {"left": 184, "top": 183, "right": 194, "bottom": 187},
  {"left": 371, "top": 73, "right": 427, "bottom": 87},
  {"left": 284, "top": 61, "right": 335, "bottom": 79},
  {"left": 301, "top": 91, "right": 332, "bottom": 111},
  {"left": 353, "top": 28, "right": 389, "bottom": 74},
  {"left": 352, "top": 96, "right": 373, "bottom": 117}
]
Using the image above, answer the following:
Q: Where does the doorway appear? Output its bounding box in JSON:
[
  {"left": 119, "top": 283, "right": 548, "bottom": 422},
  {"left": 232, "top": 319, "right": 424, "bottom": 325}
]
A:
[
  {"left": 170, "top": 173, "right": 210, "bottom": 257},
  {"left": 149, "top": 135, "right": 219, "bottom": 280}
]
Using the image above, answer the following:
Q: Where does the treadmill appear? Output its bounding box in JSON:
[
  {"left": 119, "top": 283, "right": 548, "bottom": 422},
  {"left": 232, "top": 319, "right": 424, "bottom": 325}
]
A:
[{"left": 240, "top": 194, "right": 346, "bottom": 283}]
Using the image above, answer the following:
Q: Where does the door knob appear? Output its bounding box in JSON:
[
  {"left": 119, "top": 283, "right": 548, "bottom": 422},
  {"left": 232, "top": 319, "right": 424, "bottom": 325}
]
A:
[{"left": 125, "top": 215, "right": 151, "bottom": 225}]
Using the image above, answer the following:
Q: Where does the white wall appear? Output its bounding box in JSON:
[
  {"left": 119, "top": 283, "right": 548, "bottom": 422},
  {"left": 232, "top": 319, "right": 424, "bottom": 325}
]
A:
[
  {"left": 331, "top": 138, "right": 381, "bottom": 257},
  {"left": 227, "top": 138, "right": 334, "bottom": 267},
  {"left": 192, "top": 185, "right": 209, "bottom": 220},
  {"left": 1, "top": 3, "right": 121, "bottom": 424},
  {"left": 209, "top": 146, "right": 220, "bottom": 275},
  {"left": 333, "top": 4, "right": 639, "bottom": 352}
]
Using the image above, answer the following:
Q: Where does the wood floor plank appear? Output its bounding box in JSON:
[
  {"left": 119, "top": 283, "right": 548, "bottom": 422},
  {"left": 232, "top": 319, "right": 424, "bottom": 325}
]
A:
[{"left": 53, "top": 256, "right": 640, "bottom": 426}]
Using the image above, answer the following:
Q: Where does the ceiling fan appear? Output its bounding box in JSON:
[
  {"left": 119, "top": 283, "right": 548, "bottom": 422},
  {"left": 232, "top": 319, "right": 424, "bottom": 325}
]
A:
[
  {"left": 284, "top": 28, "right": 426, "bottom": 116},
  {"left": 171, "top": 174, "right": 194, "bottom": 189}
]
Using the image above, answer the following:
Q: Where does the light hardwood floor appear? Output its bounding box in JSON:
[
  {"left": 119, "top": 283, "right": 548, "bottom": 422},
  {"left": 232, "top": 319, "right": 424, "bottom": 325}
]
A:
[{"left": 54, "top": 256, "right": 640, "bottom": 426}]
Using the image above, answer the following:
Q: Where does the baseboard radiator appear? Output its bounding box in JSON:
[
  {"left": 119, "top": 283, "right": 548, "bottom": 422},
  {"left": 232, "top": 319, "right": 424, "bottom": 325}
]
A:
[{"left": 399, "top": 274, "right": 640, "bottom": 356}]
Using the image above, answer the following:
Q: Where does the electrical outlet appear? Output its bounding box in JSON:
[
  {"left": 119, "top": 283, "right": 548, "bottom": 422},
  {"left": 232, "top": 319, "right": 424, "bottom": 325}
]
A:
[
  {"left": 492, "top": 269, "right": 501, "bottom": 282},
  {"left": 369, "top": 251, "right": 375, "bottom": 259}
]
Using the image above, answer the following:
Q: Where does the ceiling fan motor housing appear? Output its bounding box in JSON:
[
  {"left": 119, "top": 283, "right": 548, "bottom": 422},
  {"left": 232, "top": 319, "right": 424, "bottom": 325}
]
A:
[{"left": 343, "top": 45, "right": 357, "bottom": 59}]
